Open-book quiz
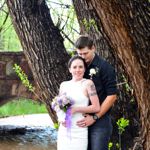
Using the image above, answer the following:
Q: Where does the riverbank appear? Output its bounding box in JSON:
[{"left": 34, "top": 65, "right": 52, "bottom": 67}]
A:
[{"left": 0, "top": 113, "right": 54, "bottom": 127}]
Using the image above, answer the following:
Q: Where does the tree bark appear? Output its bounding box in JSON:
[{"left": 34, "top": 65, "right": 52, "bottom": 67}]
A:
[
  {"left": 73, "top": 0, "right": 150, "bottom": 149},
  {"left": 6, "top": 0, "right": 149, "bottom": 148},
  {"left": 73, "top": 0, "right": 138, "bottom": 148},
  {"left": 6, "top": 0, "right": 71, "bottom": 123}
]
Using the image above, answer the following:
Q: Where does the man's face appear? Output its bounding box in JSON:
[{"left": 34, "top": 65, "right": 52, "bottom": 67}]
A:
[{"left": 76, "top": 46, "right": 95, "bottom": 65}]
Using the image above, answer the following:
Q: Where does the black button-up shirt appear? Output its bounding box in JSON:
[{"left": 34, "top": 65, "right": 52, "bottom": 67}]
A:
[{"left": 84, "top": 54, "right": 117, "bottom": 106}]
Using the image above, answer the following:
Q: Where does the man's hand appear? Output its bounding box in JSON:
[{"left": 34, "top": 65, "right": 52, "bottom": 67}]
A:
[{"left": 76, "top": 114, "right": 95, "bottom": 127}]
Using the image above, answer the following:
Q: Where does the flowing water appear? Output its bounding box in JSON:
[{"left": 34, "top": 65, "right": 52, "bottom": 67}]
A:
[{"left": 0, "top": 114, "right": 57, "bottom": 150}]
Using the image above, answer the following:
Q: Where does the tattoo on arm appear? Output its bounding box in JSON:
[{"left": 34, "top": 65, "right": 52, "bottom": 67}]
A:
[{"left": 88, "top": 83, "right": 97, "bottom": 96}]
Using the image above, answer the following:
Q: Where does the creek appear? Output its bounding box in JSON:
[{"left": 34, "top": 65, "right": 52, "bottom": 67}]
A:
[{"left": 0, "top": 114, "right": 57, "bottom": 150}]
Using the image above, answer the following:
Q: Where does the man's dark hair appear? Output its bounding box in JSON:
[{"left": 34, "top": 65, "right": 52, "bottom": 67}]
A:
[{"left": 74, "top": 35, "right": 94, "bottom": 49}]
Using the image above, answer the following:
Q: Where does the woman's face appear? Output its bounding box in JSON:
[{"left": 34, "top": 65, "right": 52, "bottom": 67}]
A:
[{"left": 69, "top": 59, "right": 85, "bottom": 81}]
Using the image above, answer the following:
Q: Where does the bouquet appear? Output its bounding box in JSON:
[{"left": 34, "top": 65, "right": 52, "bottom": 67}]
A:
[
  {"left": 51, "top": 93, "right": 74, "bottom": 128},
  {"left": 51, "top": 93, "right": 74, "bottom": 113}
]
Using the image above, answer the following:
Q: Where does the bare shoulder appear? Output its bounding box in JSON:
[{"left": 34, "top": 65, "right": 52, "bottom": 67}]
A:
[
  {"left": 59, "top": 81, "right": 69, "bottom": 94},
  {"left": 82, "top": 79, "right": 94, "bottom": 87},
  {"left": 60, "top": 81, "right": 69, "bottom": 88},
  {"left": 83, "top": 79, "right": 97, "bottom": 96}
]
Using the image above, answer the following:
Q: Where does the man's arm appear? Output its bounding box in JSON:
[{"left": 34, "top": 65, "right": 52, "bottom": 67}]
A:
[
  {"left": 76, "top": 94, "right": 117, "bottom": 127},
  {"left": 96, "top": 94, "right": 117, "bottom": 118}
]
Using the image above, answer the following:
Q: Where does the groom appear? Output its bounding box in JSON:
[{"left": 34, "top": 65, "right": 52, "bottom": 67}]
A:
[{"left": 75, "top": 35, "right": 117, "bottom": 150}]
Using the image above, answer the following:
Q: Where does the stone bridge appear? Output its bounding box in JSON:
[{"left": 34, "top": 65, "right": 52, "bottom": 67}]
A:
[{"left": 0, "top": 51, "right": 35, "bottom": 106}]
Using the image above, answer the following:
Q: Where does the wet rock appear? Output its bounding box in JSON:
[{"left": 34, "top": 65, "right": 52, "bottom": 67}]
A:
[{"left": 0, "top": 125, "right": 27, "bottom": 135}]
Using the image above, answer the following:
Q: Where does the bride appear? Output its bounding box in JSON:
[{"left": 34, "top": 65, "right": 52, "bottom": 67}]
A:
[{"left": 57, "top": 55, "right": 100, "bottom": 150}]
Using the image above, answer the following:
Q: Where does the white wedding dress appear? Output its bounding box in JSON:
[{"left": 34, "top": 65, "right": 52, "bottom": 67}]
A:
[{"left": 57, "top": 79, "right": 89, "bottom": 150}]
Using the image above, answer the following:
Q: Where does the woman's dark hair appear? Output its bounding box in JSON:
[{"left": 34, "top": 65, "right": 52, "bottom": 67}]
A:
[
  {"left": 74, "top": 35, "right": 94, "bottom": 49},
  {"left": 68, "top": 55, "right": 87, "bottom": 69}
]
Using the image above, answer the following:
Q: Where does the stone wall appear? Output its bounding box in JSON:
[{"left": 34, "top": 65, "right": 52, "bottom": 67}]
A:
[{"left": 0, "top": 51, "right": 34, "bottom": 106}]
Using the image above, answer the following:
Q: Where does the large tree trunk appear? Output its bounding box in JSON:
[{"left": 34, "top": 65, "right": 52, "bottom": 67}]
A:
[
  {"left": 6, "top": 0, "right": 149, "bottom": 149},
  {"left": 73, "top": 0, "right": 139, "bottom": 149},
  {"left": 73, "top": 0, "right": 150, "bottom": 149},
  {"left": 6, "top": 0, "right": 70, "bottom": 123}
]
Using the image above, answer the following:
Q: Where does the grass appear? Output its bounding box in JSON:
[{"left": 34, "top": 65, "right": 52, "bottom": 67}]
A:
[{"left": 0, "top": 99, "right": 48, "bottom": 117}]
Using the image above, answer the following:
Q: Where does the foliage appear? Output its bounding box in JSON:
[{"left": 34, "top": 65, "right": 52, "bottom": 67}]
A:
[
  {"left": 121, "top": 75, "right": 132, "bottom": 93},
  {"left": 44, "top": 1, "right": 79, "bottom": 51},
  {"left": 117, "top": 118, "right": 129, "bottom": 150},
  {"left": 0, "top": 99, "right": 48, "bottom": 117},
  {"left": 0, "top": 0, "right": 79, "bottom": 52},
  {"left": 54, "top": 122, "right": 59, "bottom": 129},
  {"left": 108, "top": 117, "right": 129, "bottom": 150},
  {"left": 116, "top": 143, "right": 120, "bottom": 149},
  {"left": 117, "top": 117, "right": 129, "bottom": 134},
  {"left": 108, "top": 142, "right": 113, "bottom": 150},
  {"left": 13, "top": 64, "right": 35, "bottom": 92},
  {"left": 82, "top": 18, "right": 98, "bottom": 32},
  {"left": 0, "top": 1, "right": 21, "bottom": 51}
]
